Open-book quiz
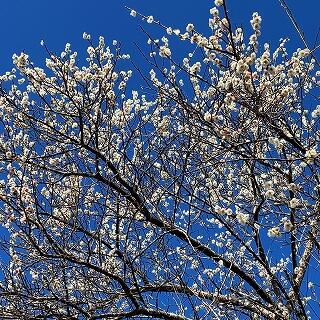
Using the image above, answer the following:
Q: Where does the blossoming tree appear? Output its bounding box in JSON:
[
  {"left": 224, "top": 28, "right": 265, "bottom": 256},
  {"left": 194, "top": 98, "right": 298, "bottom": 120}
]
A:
[{"left": 0, "top": 0, "right": 319, "bottom": 319}]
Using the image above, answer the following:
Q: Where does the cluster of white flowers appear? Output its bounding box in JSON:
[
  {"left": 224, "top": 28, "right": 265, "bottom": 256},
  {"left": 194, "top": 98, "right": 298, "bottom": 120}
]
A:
[
  {"left": 267, "top": 227, "right": 281, "bottom": 238},
  {"left": 214, "top": 205, "right": 232, "bottom": 216},
  {"left": 236, "top": 212, "right": 250, "bottom": 225},
  {"left": 12, "top": 52, "right": 29, "bottom": 69},
  {"left": 250, "top": 12, "right": 262, "bottom": 33},
  {"left": 282, "top": 218, "right": 293, "bottom": 232},
  {"left": 189, "top": 62, "right": 201, "bottom": 74},
  {"left": 311, "top": 105, "right": 320, "bottom": 118},
  {"left": 159, "top": 45, "right": 171, "bottom": 57},
  {"left": 260, "top": 50, "right": 270, "bottom": 67},
  {"left": 298, "top": 48, "right": 310, "bottom": 58},
  {"left": 305, "top": 148, "right": 318, "bottom": 163},
  {"left": 264, "top": 189, "right": 275, "bottom": 199},
  {"left": 268, "top": 137, "right": 284, "bottom": 150},
  {"left": 289, "top": 197, "right": 299, "bottom": 209},
  {"left": 1, "top": 2, "right": 320, "bottom": 318},
  {"left": 204, "top": 112, "right": 217, "bottom": 122},
  {"left": 82, "top": 32, "right": 91, "bottom": 40}
]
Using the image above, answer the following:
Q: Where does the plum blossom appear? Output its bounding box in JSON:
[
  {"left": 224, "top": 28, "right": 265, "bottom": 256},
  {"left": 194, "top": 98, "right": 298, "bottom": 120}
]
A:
[
  {"left": 147, "top": 15, "right": 154, "bottom": 24},
  {"left": 214, "top": 0, "right": 224, "bottom": 7},
  {"left": 159, "top": 45, "right": 171, "bottom": 57},
  {"left": 268, "top": 227, "right": 281, "bottom": 237}
]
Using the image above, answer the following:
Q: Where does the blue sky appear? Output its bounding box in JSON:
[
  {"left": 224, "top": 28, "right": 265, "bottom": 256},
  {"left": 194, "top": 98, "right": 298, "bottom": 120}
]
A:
[{"left": 1, "top": 0, "right": 320, "bottom": 74}]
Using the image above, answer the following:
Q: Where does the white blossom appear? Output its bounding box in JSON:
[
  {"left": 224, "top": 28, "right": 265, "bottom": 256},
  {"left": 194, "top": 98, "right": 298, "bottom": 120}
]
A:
[
  {"left": 147, "top": 16, "right": 154, "bottom": 24},
  {"left": 268, "top": 227, "right": 281, "bottom": 238},
  {"left": 159, "top": 46, "right": 171, "bottom": 57},
  {"left": 130, "top": 9, "right": 137, "bottom": 17},
  {"left": 214, "top": 0, "right": 224, "bottom": 7}
]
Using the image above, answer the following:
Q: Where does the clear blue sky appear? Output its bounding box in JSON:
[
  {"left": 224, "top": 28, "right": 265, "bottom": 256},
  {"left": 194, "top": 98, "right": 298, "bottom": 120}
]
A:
[{"left": 0, "top": 0, "right": 320, "bottom": 74}]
